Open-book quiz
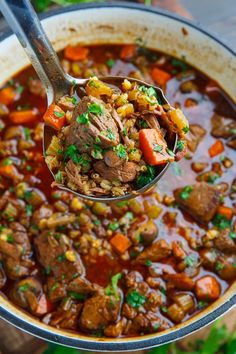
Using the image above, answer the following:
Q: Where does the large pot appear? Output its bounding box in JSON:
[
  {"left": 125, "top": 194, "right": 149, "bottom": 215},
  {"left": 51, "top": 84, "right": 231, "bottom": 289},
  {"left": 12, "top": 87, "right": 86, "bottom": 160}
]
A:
[{"left": 0, "top": 2, "right": 235, "bottom": 351}]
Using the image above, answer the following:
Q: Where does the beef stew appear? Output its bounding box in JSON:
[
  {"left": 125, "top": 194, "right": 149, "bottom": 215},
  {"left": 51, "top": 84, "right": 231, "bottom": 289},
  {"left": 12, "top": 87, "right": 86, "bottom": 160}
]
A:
[{"left": 0, "top": 43, "right": 235, "bottom": 338}]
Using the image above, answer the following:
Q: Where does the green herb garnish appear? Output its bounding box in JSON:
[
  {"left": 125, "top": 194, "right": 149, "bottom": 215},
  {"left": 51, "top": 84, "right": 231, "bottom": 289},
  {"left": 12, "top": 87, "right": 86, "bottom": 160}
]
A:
[
  {"left": 76, "top": 112, "right": 89, "bottom": 124},
  {"left": 136, "top": 165, "right": 156, "bottom": 189},
  {"left": 106, "top": 59, "right": 115, "bottom": 68},
  {"left": 88, "top": 102, "right": 103, "bottom": 115},
  {"left": 105, "top": 273, "right": 122, "bottom": 300},
  {"left": 108, "top": 222, "right": 119, "bottom": 231},
  {"left": 68, "top": 291, "right": 86, "bottom": 300},
  {"left": 126, "top": 290, "right": 146, "bottom": 308},
  {"left": 212, "top": 214, "right": 231, "bottom": 230},
  {"left": 54, "top": 111, "right": 65, "bottom": 118},
  {"left": 177, "top": 140, "right": 185, "bottom": 152},
  {"left": 182, "top": 126, "right": 189, "bottom": 134},
  {"left": 179, "top": 185, "right": 193, "bottom": 200},
  {"left": 153, "top": 144, "right": 163, "bottom": 153},
  {"left": 18, "top": 283, "right": 29, "bottom": 292},
  {"left": 113, "top": 144, "right": 127, "bottom": 159}
]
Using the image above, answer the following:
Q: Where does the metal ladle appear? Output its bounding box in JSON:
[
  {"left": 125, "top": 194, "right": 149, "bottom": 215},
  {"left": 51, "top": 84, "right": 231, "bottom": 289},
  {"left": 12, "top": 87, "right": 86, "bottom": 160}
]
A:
[{"left": 0, "top": 0, "right": 177, "bottom": 202}]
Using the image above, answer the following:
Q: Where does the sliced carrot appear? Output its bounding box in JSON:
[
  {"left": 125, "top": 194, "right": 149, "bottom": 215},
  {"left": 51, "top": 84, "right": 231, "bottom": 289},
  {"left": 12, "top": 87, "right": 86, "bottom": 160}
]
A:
[
  {"left": 43, "top": 104, "right": 66, "bottom": 130},
  {"left": 139, "top": 128, "right": 174, "bottom": 166},
  {"left": 151, "top": 67, "right": 171, "bottom": 87},
  {"left": 195, "top": 276, "right": 221, "bottom": 301},
  {"left": 9, "top": 109, "right": 38, "bottom": 124},
  {"left": 120, "top": 45, "right": 136, "bottom": 60},
  {"left": 64, "top": 45, "right": 89, "bottom": 61},
  {"left": 217, "top": 206, "right": 233, "bottom": 220},
  {"left": 0, "top": 87, "right": 18, "bottom": 106},
  {"left": 110, "top": 233, "right": 131, "bottom": 254},
  {"left": 208, "top": 139, "right": 224, "bottom": 157},
  {"left": 0, "top": 164, "right": 19, "bottom": 180}
]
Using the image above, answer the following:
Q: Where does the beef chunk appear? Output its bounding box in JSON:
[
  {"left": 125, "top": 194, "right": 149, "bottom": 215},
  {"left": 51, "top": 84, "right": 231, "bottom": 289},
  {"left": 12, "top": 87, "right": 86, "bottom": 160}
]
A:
[
  {"left": 57, "top": 95, "right": 76, "bottom": 111},
  {"left": 164, "top": 273, "right": 194, "bottom": 291},
  {"left": 67, "top": 276, "right": 101, "bottom": 295},
  {"left": 214, "top": 229, "right": 236, "bottom": 254},
  {"left": 94, "top": 160, "right": 137, "bottom": 183},
  {"left": 211, "top": 113, "right": 236, "bottom": 139},
  {"left": 32, "top": 204, "right": 53, "bottom": 225},
  {"left": 104, "top": 150, "right": 124, "bottom": 168},
  {"left": 216, "top": 255, "right": 236, "bottom": 280},
  {"left": 174, "top": 182, "right": 221, "bottom": 224},
  {"left": 10, "top": 277, "right": 48, "bottom": 316},
  {"left": 130, "top": 312, "right": 170, "bottom": 333},
  {"left": 0, "top": 222, "right": 33, "bottom": 279},
  {"left": 47, "top": 277, "right": 67, "bottom": 302},
  {"left": 79, "top": 294, "right": 121, "bottom": 331},
  {"left": 132, "top": 220, "right": 158, "bottom": 245},
  {"left": 136, "top": 239, "right": 171, "bottom": 264},
  {"left": 141, "top": 113, "right": 161, "bottom": 130},
  {"left": 66, "top": 96, "right": 119, "bottom": 152},
  {"left": 227, "top": 137, "right": 236, "bottom": 150},
  {"left": 34, "top": 231, "right": 84, "bottom": 282},
  {"left": 44, "top": 302, "right": 82, "bottom": 330}
]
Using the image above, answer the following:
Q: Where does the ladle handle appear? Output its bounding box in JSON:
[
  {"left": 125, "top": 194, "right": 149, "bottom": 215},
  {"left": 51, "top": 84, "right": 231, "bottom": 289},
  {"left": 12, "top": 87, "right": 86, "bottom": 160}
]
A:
[{"left": 0, "top": 0, "right": 70, "bottom": 104}]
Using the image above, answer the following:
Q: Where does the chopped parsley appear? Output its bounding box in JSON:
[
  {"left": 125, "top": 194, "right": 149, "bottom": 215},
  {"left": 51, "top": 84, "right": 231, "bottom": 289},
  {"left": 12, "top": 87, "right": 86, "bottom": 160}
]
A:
[
  {"left": 68, "top": 291, "right": 86, "bottom": 300},
  {"left": 54, "top": 111, "right": 65, "bottom": 118},
  {"left": 113, "top": 144, "right": 127, "bottom": 159},
  {"left": 153, "top": 144, "right": 163, "bottom": 153},
  {"left": 136, "top": 165, "right": 156, "bottom": 189},
  {"left": 153, "top": 323, "right": 160, "bottom": 330},
  {"left": 107, "top": 128, "right": 115, "bottom": 141},
  {"left": 95, "top": 136, "right": 101, "bottom": 143},
  {"left": 88, "top": 102, "right": 103, "bottom": 115},
  {"left": 166, "top": 148, "right": 175, "bottom": 157},
  {"left": 182, "top": 126, "right": 189, "bottom": 134},
  {"left": 76, "top": 112, "right": 89, "bottom": 124},
  {"left": 16, "top": 85, "right": 24, "bottom": 94},
  {"left": 57, "top": 254, "right": 66, "bottom": 262},
  {"left": 207, "top": 173, "right": 219, "bottom": 184},
  {"left": 6, "top": 235, "right": 14, "bottom": 243},
  {"left": 145, "top": 259, "right": 152, "bottom": 267},
  {"left": 23, "top": 127, "right": 31, "bottom": 140},
  {"left": 126, "top": 290, "right": 146, "bottom": 308},
  {"left": 171, "top": 58, "right": 188, "bottom": 72},
  {"left": 64, "top": 144, "right": 80, "bottom": 164},
  {"left": 2, "top": 158, "right": 13, "bottom": 166},
  {"left": 55, "top": 171, "right": 62, "bottom": 183},
  {"left": 161, "top": 306, "right": 168, "bottom": 313},
  {"left": 198, "top": 300, "right": 208, "bottom": 309},
  {"left": 184, "top": 254, "right": 198, "bottom": 268},
  {"left": 177, "top": 140, "right": 185, "bottom": 152},
  {"left": 212, "top": 214, "right": 231, "bottom": 230},
  {"left": 106, "top": 59, "right": 115, "bottom": 68},
  {"left": 108, "top": 222, "right": 119, "bottom": 231},
  {"left": 18, "top": 283, "right": 29, "bottom": 292},
  {"left": 179, "top": 185, "right": 193, "bottom": 200},
  {"left": 139, "top": 119, "right": 149, "bottom": 128},
  {"left": 44, "top": 266, "right": 51, "bottom": 275},
  {"left": 26, "top": 204, "right": 33, "bottom": 217},
  {"left": 215, "top": 262, "right": 224, "bottom": 271},
  {"left": 122, "top": 127, "right": 128, "bottom": 136},
  {"left": 229, "top": 231, "right": 236, "bottom": 239},
  {"left": 105, "top": 273, "right": 122, "bottom": 300},
  {"left": 139, "top": 85, "right": 157, "bottom": 98}
]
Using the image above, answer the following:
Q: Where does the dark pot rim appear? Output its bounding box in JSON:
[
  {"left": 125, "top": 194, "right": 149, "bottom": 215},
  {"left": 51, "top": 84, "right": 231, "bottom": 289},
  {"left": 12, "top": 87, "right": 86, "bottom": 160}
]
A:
[{"left": 0, "top": 2, "right": 235, "bottom": 351}]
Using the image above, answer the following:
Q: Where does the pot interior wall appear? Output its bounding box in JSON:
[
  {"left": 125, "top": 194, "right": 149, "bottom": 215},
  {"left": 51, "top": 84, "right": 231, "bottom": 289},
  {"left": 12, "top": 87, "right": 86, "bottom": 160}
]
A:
[{"left": 0, "top": 6, "right": 235, "bottom": 101}]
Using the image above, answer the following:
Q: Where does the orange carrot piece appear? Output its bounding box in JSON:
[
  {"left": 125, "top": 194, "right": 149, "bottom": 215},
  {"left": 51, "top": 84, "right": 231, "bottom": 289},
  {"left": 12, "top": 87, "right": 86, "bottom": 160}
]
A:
[
  {"left": 151, "top": 67, "right": 171, "bottom": 87},
  {"left": 217, "top": 206, "right": 233, "bottom": 220},
  {"left": 139, "top": 128, "right": 174, "bottom": 166},
  {"left": 9, "top": 109, "right": 38, "bottom": 124},
  {"left": 64, "top": 45, "right": 89, "bottom": 61},
  {"left": 195, "top": 276, "right": 221, "bottom": 301},
  {"left": 0, "top": 164, "right": 18, "bottom": 179},
  {"left": 120, "top": 45, "right": 136, "bottom": 60},
  {"left": 0, "top": 87, "right": 18, "bottom": 105},
  {"left": 208, "top": 139, "right": 224, "bottom": 157},
  {"left": 43, "top": 104, "right": 66, "bottom": 130},
  {"left": 110, "top": 233, "right": 131, "bottom": 254}
]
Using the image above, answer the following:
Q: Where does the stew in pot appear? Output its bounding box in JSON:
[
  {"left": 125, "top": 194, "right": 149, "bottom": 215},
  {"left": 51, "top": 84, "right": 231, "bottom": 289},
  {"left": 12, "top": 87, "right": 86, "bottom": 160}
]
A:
[{"left": 0, "top": 43, "right": 235, "bottom": 338}]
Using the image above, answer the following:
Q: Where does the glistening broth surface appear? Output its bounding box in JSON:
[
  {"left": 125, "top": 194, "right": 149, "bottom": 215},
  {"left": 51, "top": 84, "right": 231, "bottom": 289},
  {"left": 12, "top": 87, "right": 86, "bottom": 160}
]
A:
[{"left": 0, "top": 44, "right": 235, "bottom": 338}]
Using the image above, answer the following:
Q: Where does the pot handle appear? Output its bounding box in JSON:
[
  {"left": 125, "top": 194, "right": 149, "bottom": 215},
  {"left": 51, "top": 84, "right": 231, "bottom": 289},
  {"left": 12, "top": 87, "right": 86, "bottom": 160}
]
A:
[{"left": 0, "top": 0, "right": 71, "bottom": 104}]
